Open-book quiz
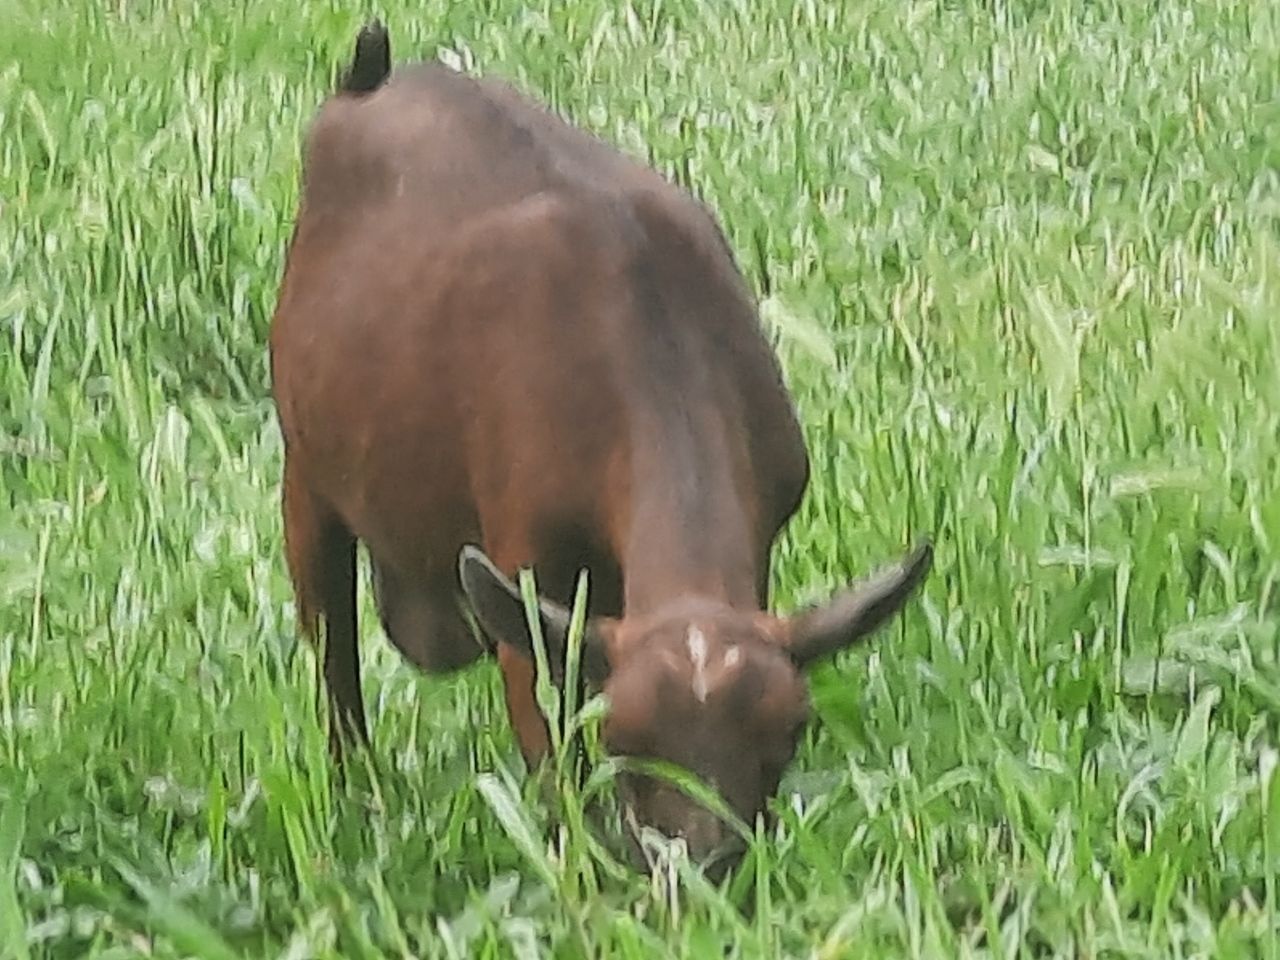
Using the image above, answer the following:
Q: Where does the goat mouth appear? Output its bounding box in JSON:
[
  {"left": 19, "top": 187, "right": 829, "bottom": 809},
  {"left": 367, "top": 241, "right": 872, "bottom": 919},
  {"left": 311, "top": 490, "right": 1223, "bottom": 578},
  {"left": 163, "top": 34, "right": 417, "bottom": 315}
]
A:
[{"left": 621, "top": 804, "right": 744, "bottom": 881}]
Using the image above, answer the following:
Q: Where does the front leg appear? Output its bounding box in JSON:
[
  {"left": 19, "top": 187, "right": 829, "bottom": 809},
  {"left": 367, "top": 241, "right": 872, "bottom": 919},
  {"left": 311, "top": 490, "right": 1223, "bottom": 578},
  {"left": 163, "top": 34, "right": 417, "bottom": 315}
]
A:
[
  {"left": 459, "top": 533, "right": 623, "bottom": 770},
  {"left": 496, "top": 642, "right": 553, "bottom": 767},
  {"left": 471, "top": 538, "right": 560, "bottom": 768}
]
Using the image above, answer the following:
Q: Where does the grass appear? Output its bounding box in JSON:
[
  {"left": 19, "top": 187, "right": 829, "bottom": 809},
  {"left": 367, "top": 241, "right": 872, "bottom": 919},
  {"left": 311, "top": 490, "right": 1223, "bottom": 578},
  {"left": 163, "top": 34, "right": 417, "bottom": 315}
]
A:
[{"left": 2, "top": 0, "right": 1279, "bottom": 955}]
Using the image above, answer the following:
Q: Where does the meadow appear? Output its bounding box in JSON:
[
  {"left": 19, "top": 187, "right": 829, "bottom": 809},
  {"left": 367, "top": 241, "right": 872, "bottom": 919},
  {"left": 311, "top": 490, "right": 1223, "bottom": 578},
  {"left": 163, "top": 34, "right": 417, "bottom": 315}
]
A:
[{"left": 2, "top": 0, "right": 1279, "bottom": 955}]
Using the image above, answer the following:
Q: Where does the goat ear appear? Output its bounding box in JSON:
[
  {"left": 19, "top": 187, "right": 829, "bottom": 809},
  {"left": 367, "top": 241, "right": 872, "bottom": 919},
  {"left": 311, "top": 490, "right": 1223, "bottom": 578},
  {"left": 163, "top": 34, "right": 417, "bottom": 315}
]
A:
[
  {"left": 458, "top": 545, "right": 615, "bottom": 682},
  {"left": 776, "top": 541, "right": 933, "bottom": 668}
]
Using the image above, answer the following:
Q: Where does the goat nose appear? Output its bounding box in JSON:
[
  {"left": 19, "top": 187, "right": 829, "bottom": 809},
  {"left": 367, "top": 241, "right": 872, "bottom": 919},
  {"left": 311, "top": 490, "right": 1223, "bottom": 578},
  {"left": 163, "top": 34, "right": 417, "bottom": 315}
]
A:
[{"left": 688, "top": 822, "right": 747, "bottom": 883}]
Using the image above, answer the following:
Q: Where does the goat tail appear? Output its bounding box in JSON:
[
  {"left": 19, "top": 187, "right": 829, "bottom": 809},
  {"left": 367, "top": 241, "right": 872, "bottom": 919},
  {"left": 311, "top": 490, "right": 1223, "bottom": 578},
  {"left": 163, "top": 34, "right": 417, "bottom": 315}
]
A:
[{"left": 340, "top": 19, "right": 390, "bottom": 95}]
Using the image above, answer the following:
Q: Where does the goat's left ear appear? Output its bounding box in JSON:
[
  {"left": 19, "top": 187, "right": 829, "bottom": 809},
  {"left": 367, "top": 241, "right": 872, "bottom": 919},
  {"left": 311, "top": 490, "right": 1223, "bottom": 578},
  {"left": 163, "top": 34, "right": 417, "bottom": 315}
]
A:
[
  {"left": 771, "top": 541, "right": 933, "bottom": 668},
  {"left": 458, "top": 545, "right": 618, "bottom": 682}
]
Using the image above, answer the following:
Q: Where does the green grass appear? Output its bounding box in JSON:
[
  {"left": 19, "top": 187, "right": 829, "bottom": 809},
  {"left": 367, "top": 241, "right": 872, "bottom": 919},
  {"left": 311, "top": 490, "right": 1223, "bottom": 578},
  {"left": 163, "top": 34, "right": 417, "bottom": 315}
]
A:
[{"left": 2, "top": 0, "right": 1280, "bottom": 955}]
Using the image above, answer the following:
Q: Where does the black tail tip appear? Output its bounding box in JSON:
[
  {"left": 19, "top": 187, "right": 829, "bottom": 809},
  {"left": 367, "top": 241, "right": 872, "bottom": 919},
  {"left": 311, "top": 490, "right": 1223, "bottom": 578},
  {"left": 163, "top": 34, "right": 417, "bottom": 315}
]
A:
[{"left": 340, "top": 19, "right": 390, "bottom": 94}]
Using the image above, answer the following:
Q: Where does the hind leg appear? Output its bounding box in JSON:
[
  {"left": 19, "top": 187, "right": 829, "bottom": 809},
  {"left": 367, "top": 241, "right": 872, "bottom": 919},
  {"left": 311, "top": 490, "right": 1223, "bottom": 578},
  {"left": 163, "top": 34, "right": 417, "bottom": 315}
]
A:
[{"left": 282, "top": 461, "right": 366, "bottom": 753}]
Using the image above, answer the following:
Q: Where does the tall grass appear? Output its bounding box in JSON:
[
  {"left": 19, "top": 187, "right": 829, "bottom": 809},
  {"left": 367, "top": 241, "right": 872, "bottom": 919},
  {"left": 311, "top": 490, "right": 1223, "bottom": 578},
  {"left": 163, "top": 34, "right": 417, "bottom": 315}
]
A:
[{"left": 2, "top": 0, "right": 1278, "bottom": 955}]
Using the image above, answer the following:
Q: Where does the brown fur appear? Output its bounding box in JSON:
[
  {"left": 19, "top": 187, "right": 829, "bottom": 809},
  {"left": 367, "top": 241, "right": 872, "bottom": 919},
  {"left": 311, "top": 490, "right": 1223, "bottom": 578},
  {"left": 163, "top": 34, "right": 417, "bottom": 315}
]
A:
[{"left": 270, "top": 24, "right": 932, "bottom": 877}]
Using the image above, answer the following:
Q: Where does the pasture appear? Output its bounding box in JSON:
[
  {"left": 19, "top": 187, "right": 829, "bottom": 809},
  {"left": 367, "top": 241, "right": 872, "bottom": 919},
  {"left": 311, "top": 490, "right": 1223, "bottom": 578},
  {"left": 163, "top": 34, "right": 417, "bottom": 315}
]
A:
[{"left": 2, "top": 0, "right": 1279, "bottom": 956}]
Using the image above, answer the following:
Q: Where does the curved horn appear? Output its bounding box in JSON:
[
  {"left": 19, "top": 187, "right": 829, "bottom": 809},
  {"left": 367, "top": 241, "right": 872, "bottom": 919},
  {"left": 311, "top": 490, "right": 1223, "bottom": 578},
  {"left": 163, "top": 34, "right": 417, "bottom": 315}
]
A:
[{"left": 458, "top": 545, "right": 615, "bottom": 681}]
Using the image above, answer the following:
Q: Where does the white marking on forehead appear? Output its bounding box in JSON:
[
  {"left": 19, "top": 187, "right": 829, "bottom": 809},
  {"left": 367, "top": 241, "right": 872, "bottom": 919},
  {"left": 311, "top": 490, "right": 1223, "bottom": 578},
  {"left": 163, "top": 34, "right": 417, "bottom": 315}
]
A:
[
  {"left": 686, "top": 625, "right": 709, "bottom": 702},
  {"left": 723, "top": 646, "right": 742, "bottom": 669}
]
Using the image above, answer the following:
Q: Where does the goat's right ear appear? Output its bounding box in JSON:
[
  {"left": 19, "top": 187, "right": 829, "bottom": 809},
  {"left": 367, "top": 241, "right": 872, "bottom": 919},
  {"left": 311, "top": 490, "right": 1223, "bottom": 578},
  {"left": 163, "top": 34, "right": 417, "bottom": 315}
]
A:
[{"left": 458, "top": 545, "right": 618, "bottom": 682}]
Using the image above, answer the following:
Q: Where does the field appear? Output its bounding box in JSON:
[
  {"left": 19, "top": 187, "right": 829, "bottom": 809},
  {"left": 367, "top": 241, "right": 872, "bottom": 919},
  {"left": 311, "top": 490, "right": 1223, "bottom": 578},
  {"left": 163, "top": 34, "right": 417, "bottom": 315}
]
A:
[{"left": 3, "top": 0, "right": 1280, "bottom": 955}]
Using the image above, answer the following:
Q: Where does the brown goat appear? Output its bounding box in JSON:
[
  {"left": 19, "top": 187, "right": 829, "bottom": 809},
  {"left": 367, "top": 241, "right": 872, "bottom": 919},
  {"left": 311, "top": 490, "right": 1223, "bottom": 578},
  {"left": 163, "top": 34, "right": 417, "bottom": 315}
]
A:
[{"left": 269, "top": 21, "right": 932, "bottom": 877}]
